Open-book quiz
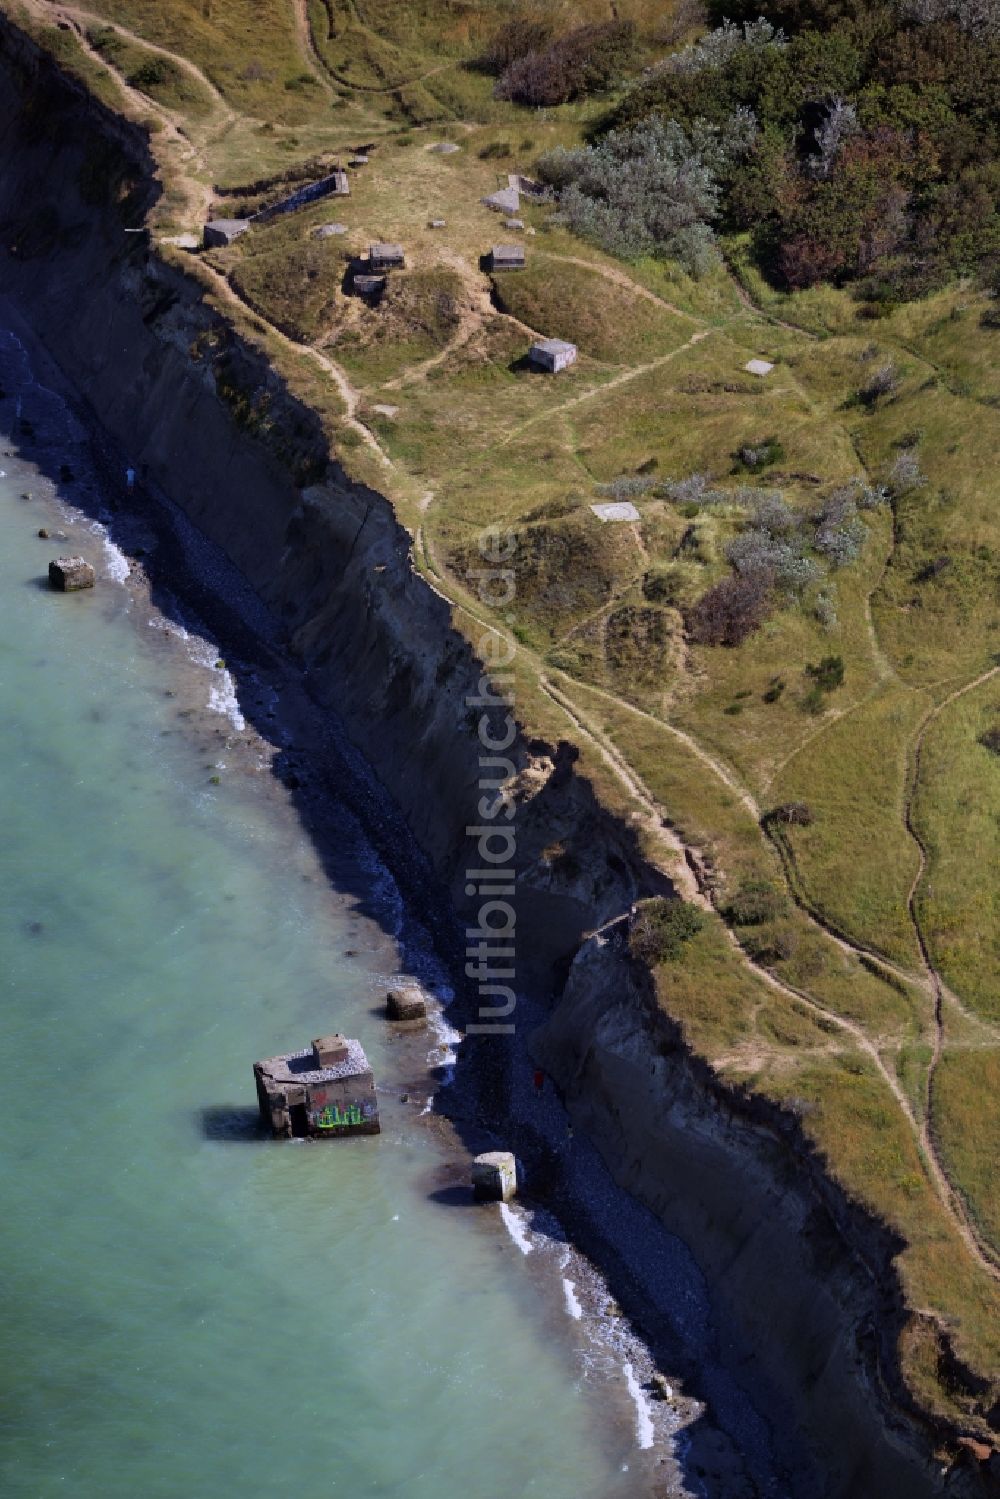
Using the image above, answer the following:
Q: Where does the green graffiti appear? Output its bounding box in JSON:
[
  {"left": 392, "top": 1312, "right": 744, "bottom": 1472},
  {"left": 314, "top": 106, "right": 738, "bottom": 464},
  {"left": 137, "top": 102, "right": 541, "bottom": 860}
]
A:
[{"left": 314, "top": 1102, "right": 365, "bottom": 1130}]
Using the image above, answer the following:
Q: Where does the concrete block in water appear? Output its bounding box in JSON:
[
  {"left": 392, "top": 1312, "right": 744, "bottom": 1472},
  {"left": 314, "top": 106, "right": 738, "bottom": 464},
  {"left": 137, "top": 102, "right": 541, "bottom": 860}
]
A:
[
  {"left": 386, "top": 983, "right": 427, "bottom": 1022},
  {"left": 254, "top": 1036, "right": 380, "bottom": 1138},
  {"left": 48, "top": 556, "right": 95, "bottom": 591},
  {"left": 472, "top": 1151, "right": 517, "bottom": 1201}
]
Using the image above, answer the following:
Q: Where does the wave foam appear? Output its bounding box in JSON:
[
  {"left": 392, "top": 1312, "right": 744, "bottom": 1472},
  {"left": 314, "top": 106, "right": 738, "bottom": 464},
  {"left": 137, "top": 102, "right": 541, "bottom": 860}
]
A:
[
  {"left": 562, "top": 1277, "right": 583, "bottom": 1320},
  {"left": 623, "top": 1362, "right": 655, "bottom": 1450},
  {"left": 499, "top": 1202, "right": 533, "bottom": 1255}
]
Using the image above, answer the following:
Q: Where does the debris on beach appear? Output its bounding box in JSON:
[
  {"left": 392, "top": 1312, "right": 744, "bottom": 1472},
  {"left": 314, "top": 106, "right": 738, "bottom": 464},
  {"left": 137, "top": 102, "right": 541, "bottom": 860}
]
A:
[
  {"left": 48, "top": 555, "right": 95, "bottom": 591},
  {"left": 472, "top": 1150, "right": 518, "bottom": 1201},
  {"left": 386, "top": 981, "right": 427, "bottom": 1022}
]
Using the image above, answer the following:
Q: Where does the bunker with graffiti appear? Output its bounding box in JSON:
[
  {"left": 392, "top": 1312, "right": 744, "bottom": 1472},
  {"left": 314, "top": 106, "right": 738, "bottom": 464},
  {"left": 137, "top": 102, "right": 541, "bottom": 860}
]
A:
[{"left": 253, "top": 1034, "right": 380, "bottom": 1138}]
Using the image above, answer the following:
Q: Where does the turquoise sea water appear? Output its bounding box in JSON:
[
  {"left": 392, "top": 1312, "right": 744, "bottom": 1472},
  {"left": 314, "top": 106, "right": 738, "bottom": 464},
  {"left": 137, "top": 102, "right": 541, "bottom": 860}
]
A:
[{"left": 0, "top": 332, "right": 636, "bottom": 1499}]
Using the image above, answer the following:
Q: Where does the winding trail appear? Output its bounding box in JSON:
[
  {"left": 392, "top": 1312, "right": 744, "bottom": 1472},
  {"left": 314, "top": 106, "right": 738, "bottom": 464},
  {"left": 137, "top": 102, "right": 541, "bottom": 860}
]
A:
[
  {"left": 296, "top": 0, "right": 459, "bottom": 96},
  {"left": 58, "top": 3, "right": 234, "bottom": 113},
  {"left": 541, "top": 674, "right": 704, "bottom": 904},
  {"left": 31, "top": 1, "right": 225, "bottom": 224},
  {"left": 498, "top": 329, "right": 715, "bottom": 450},
  {"left": 903, "top": 663, "right": 1000, "bottom": 1265},
  {"left": 291, "top": 0, "right": 341, "bottom": 100},
  {"left": 538, "top": 252, "right": 704, "bottom": 325},
  {"left": 723, "top": 255, "right": 820, "bottom": 340},
  {"left": 538, "top": 669, "right": 1000, "bottom": 1285},
  {"left": 196, "top": 259, "right": 392, "bottom": 466}
]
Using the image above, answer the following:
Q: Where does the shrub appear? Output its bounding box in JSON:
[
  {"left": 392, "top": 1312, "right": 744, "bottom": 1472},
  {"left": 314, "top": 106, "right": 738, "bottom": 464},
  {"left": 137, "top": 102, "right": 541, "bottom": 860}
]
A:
[
  {"left": 733, "top": 434, "right": 786, "bottom": 471},
  {"left": 859, "top": 360, "right": 900, "bottom": 406},
  {"left": 809, "top": 98, "right": 860, "bottom": 180},
  {"left": 723, "top": 878, "right": 785, "bottom": 925},
  {"left": 806, "top": 654, "right": 845, "bottom": 691},
  {"left": 478, "top": 15, "right": 556, "bottom": 74},
  {"left": 902, "top": 0, "right": 1000, "bottom": 37},
  {"left": 814, "top": 589, "right": 839, "bottom": 630},
  {"left": 656, "top": 17, "right": 787, "bottom": 76},
  {"left": 888, "top": 447, "right": 927, "bottom": 495},
  {"left": 726, "top": 528, "right": 820, "bottom": 591},
  {"left": 537, "top": 117, "right": 750, "bottom": 273},
  {"left": 857, "top": 482, "right": 890, "bottom": 510},
  {"left": 915, "top": 554, "right": 953, "bottom": 582},
  {"left": 685, "top": 572, "right": 772, "bottom": 646},
  {"left": 596, "top": 474, "right": 658, "bottom": 502},
  {"left": 815, "top": 513, "right": 867, "bottom": 567},
  {"left": 814, "top": 490, "right": 867, "bottom": 567},
  {"left": 750, "top": 491, "right": 797, "bottom": 532},
  {"left": 642, "top": 566, "right": 685, "bottom": 604},
  {"left": 767, "top": 801, "right": 815, "bottom": 826},
  {"left": 662, "top": 471, "right": 725, "bottom": 506},
  {"left": 763, "top": 677, "right": 786, "bottom": 702},
  {"left": 979, "top": 726, "right": 1000, "bottom": 755},
  {"left": 630, "top": 897, "right": 705, "bottom": 964},
  {"left": 495, "top": 20, "right": 636, "bottom": 106},
  {"left": 742, "top": 923, "right": 799, "bottom": 964},
  {"left": 129, "top": 57, "right": 170, "bottom": 90},
  {"left": 479, "top": 141, "right": 512, "bottom": 160}
]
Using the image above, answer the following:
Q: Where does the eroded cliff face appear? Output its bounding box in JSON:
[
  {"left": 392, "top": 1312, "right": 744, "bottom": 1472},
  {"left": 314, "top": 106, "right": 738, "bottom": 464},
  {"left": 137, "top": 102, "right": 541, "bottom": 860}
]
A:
[
  {"left": 0, "top": 26, "right": 643, "bottom": 985},
  {"left": 535, "top": 932, "right": 973, "bottom": 1498},
  {"left": 0, "top": 23, "right": 992, "bottom": 1497}
]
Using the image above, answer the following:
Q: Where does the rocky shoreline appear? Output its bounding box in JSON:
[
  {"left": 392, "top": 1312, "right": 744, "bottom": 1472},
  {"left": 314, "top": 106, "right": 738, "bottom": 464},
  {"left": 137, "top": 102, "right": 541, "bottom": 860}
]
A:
[
  {"left": 0, "top": 300, "right": 710, "bottom": 1495},
  {"left": 0, "top": 19, "right": 994, "bottom": 1495}
]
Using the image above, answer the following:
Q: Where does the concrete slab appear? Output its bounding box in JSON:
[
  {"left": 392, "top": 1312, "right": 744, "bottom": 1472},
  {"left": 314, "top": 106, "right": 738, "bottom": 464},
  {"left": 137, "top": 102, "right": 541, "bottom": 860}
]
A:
[{"left": 590, "top": 502, "right": 642, "bottom": 523}]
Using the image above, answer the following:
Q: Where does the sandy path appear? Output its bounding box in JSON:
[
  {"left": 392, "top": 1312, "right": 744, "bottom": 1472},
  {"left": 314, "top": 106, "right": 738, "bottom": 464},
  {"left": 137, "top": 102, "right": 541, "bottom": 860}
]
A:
[
  {"left": 290, "top": 0, "right": 341, "bottom": 99},
  {"left": 539, "top": 251, "right": 704, "bottom": 325},
  {"left": 197, "top": 260, "right": 393, "bottom": 466}
]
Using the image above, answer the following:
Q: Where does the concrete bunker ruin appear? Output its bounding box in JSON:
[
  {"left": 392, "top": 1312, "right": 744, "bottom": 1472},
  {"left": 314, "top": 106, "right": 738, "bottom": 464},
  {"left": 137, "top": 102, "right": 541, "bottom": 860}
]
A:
[
  {"left": 254, "top": 1034, "right": 380, "bottom": 1138},
  {"left": 529, "top": 338, "right": 577, "bottom": 373}
]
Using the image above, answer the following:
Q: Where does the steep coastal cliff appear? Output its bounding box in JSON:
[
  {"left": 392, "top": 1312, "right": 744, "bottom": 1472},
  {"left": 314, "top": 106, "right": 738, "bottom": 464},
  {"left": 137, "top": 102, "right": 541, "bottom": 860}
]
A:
[{"left": 0, "top": 21, "right": 994, "bottom": 1495}]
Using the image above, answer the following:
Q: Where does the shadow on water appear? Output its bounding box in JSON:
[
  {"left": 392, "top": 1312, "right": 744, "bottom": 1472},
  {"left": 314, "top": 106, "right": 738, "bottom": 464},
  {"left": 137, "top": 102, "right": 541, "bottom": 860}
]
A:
[
  {"left": 200, "top": 1106, "right": 269, "bottom": 1143},
  {"left": 427, "top": 1184, "right": 479, "bottom": 1210}
]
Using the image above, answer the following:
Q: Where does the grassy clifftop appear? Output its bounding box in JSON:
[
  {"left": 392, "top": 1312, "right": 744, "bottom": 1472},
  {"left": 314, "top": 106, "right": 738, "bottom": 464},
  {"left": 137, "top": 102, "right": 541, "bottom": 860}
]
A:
[{"left": 8, "top": 0, "right": 1000, "bottom": 1450}]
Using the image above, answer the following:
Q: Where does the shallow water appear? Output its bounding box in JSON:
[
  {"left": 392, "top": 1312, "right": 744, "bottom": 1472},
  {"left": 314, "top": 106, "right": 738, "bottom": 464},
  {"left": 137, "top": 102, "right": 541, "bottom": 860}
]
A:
[{"left": 0, "top": 331, "right": 638, "bottom": 1498}]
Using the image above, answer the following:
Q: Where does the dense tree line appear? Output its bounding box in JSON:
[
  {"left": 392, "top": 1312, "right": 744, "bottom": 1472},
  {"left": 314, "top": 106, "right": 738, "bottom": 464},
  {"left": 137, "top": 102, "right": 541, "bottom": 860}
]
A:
[{"left": 611, "top": 2, "right": 1000, "bottom": 295}]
